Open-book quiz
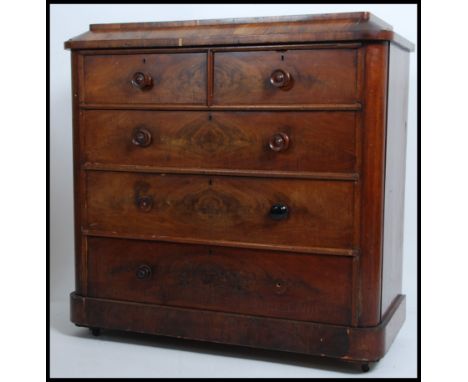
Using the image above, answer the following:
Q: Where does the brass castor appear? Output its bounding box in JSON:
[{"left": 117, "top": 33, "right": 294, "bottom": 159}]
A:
[
  {"left": 90, "top": 327, "right": 101, "bottom": 337},
  {"left": 361, "top": 363, "right": 370, "bottom": 372}
]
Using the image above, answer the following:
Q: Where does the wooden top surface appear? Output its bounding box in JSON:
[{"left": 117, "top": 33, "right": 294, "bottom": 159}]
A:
[{"left": 65, "top": 12, "right": 414, "bottom": 51}]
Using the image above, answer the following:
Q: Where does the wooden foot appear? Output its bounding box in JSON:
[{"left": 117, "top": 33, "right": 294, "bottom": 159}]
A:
[
  {"left": 90, "top": 327, "right": 101, "bottom": 337},
  {"left": 361, "top": 363, "right": 370, "bottom": 372}
]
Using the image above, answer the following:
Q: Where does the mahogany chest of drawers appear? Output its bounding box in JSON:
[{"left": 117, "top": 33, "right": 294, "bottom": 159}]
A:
[{"left": 65, "top": 12, "right": 414, "bottom": 371}]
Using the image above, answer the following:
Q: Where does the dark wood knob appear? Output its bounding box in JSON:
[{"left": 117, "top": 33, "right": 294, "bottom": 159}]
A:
[
  {"left": 136, "top": 195, "right": 153, "bottom": 212},
  {"left": 269, "top": 203, "right": 289, "bottom": 220},
  {"left": 132, "top": 127, "right": 152, "bottom": 147},
  {"left": 131, "top": 72, "right": 153, "bottom": 90},
  {"left": 136, "top": 264, "right": 152, "bottom": 280},
  {"left": 269, "top": 132, "right": 290, "bottom": 152},
  {"left": 270, "top": 69, "right": 292, "bottom": 89}
]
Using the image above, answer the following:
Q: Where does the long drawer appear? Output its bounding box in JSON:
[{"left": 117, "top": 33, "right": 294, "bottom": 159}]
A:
[
  {"left": 85, "top": 172, "right": 355, "bottom": 250},
  {"left": 83, "top": 110, "right": 357, "bottom": 173},
  {"left": 87, "top": 237, "right": 354, "bottom": 325}
]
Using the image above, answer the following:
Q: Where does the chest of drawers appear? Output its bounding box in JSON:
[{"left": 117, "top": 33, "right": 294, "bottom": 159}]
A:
[{"left": 65, "top": 12, "right": 414, "bottom": 371}]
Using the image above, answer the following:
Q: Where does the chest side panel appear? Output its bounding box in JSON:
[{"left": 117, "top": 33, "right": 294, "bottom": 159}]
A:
[{"left": 381, "top": 43, "right": 410, "bottom": 317}]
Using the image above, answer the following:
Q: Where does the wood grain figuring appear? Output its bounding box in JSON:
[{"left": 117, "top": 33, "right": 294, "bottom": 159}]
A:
[
  {"left": 83, "top": 53, "right": 207, "bottom": 104},
  {"left": 381, "top": 43, "right": 410, "bottom": 317},
  {"left": 82, "top": 110, "right": 357, "bottom": 173},
  {"left": 87, "top": 237, "right": 354, "bottom": 324},
  {"left": 64, "top": 12, "right": 415, "bottom": 51},
  {"left": 85, "top": 172, "right": 355, "bottom": 249},
  {"left": 213, "top": 49, "right": 357, "bottom": 105}
]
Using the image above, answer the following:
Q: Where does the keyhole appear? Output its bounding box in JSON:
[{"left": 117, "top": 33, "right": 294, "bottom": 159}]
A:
[
  {"left": 208, "top": 179, "right": 213, "bottom": 186},
  {"left": 281, "top": 55, "right": 284, "bottom": 61},
  {"left": 208, "top": 114, "right": 212, "bottom": 121},
  {"left": 276, "top": 282, "right": 282, "bottom": 288},
  {"left": 142, "top": 58, "right": 146, "bottom": 63}
]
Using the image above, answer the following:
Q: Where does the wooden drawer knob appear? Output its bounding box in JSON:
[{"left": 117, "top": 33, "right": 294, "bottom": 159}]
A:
[
  {"left": 132, "top": 127, "right": 152, "bottom": 147},
  {"left": 270, "top": 69, "right": 292, "bottom": 89},
  {"left": 269, "top": 132, "right": 290, "bottom": 152},
  {"left": 269, "top": 203, "right": 289, "bottom": 220},
  {"left": 136, "top": 264, "right": 152, "bottom": 280},
  {"left": 131, "top": 72, "right": 153, "bottom": 90},
  {"left": 136, "top": 195, "right": 153, "bottom": 212}
]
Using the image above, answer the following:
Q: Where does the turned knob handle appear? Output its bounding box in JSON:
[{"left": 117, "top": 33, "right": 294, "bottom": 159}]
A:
[
  {"left": 132, "top": 127, "right": 152, "bottom": 147},
  {"left": 136, "top": 264, "right": 152, "bottom": 280},
  {"left": 131, "top": 72, "right": 153, "bottom": 90},
  {"left": 136, "top": 195, "right": 153, "bottom": 212},
  {"left": 270, "top": 69, "right": 292, "bottom": 89},
  {"left": 269, "top": 203, "right": 289, "bottom": 220},
  {"left": 269, "top": 132, "right": 290, "bottom": 152}
]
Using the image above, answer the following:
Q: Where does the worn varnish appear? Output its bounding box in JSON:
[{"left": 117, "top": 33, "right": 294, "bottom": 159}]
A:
[
  {"left": 87, "top": 237, "right": 354, "bottom": 325},
  {"left": 85, "top": 172, "right": 355, "bottom": 250},
  {"left": 64, "top": 12, "right": 414, "bottom": 50},
  {"left": 65, "top": 12, "right": 413, "bottom": 369}
]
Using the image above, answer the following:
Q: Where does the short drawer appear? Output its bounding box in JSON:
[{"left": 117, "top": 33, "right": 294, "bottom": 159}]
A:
[
  {"left": 83, "top": 110, "right": 357, "bottom": 173},
  {"left": 87, "top": 237, "right": 354, "bottom": 325},
  {"left": 85, "top": 172, "right": 355, "bottom": 250},
  {"left": 82, "top": 53, "right": 207, "bottom": 104},
  {"left": 213, "top": 48, "right": 358, "bottom": 105}
]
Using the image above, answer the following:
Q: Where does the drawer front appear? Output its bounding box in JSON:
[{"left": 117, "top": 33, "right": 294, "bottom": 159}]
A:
[
  {"left": 87, "top": 237, "right": 354, "bottom": 324},
  {"left": 83, "top": 110, "right": 357, "bottom": 173},
  {"left": 213, "top": 49, "right": 358, "bottom": 105},
  {"left": 86, "top": 172, "right": 355, "bottom": 249},
  {"left": 83, "top": 53, "right": 207, "bottom": 104}
]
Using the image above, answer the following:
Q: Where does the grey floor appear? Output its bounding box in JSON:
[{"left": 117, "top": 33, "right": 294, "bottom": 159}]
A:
[{"left": 50, "top": 299, "right": 417, "bottom": 378}]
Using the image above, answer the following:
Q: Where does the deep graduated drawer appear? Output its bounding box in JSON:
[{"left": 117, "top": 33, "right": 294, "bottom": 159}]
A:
[
  {"left": 83, "top": 110, "right": 357, "bottom": 173},
  {"left": 87, "top": 237, "right": 354, "bottom": 325},
  {"left": 213, "top": 48, "right": 358, "bottom": 105},
  {"left": 82, "top": 52, "right": 207, "bottom": 104},
  {"left": 66, "top": 12, "right": 414, "bottom": 371},
  {"left": 85, "top": 172, "right": 355, "bottom": 251}
]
